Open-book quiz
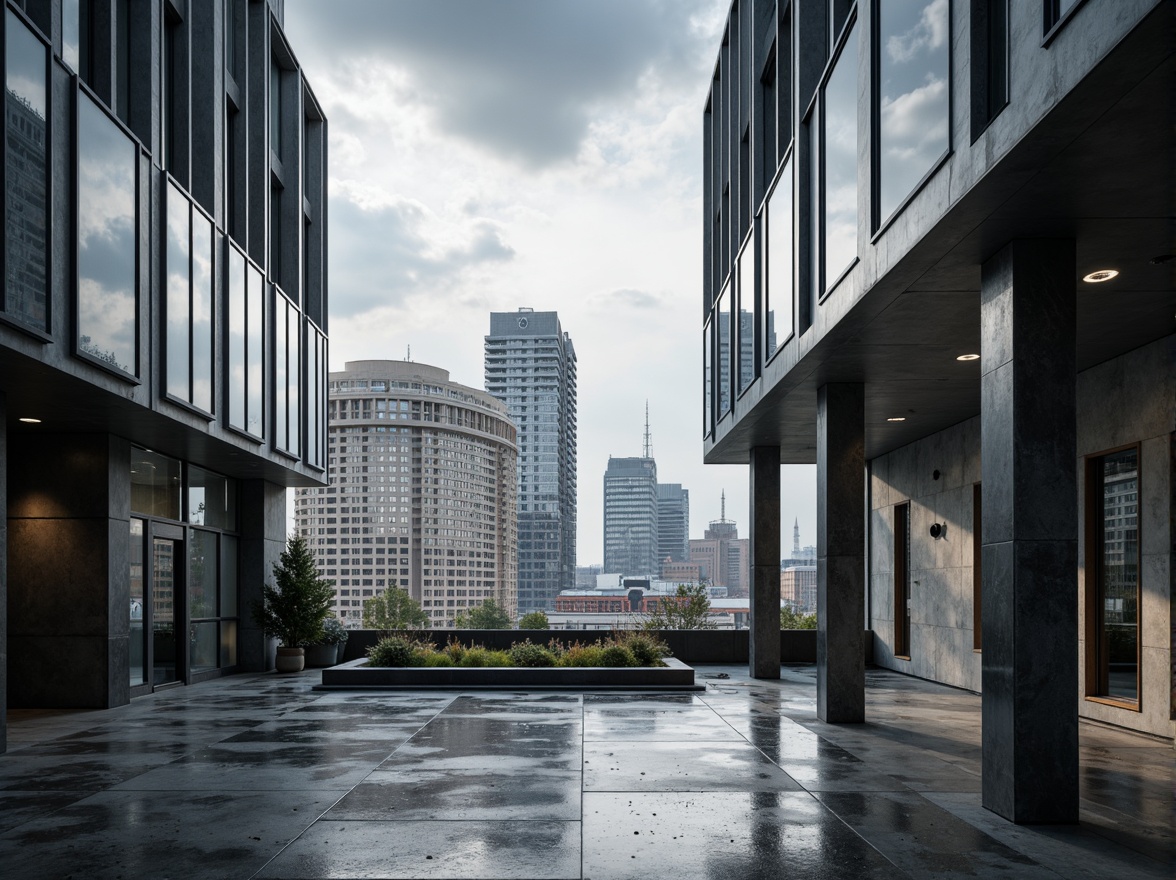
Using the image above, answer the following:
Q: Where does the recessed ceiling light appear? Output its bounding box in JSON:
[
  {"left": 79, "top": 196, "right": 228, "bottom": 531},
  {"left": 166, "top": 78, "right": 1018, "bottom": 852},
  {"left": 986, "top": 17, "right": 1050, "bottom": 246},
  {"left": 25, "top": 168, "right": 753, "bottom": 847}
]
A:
[
  {"left": 1082, "top": 269, "right": 1119, "bottom": 283},
  {"left": 956, "top": 353, "right": 980, "bottom": 361},
  {"left": 18, "top": 417, "right": 41, "bottom": 423},
  {"left": 887, "top": 417, "right": 906, "bottom": 422}
]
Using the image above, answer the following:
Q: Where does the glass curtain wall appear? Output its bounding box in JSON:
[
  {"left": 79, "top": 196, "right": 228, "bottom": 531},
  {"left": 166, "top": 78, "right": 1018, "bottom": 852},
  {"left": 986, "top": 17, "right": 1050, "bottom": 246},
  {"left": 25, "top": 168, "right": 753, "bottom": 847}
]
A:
[
  {"left": 876, "top": 0, "right": 950, "bottom": 228},
  {"left": 822, "top": 18, "right": 858, "bottom": 293},
  {"left": 4, "top": 9, "right": 49, "bottom": 331}
]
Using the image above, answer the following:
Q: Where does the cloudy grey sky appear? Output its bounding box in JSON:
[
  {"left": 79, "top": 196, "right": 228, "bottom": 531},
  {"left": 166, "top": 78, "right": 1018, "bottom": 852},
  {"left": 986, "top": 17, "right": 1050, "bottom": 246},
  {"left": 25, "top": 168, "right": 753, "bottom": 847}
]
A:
[{"left": 284, "top": 0, "right": 817, "bottom": 563}]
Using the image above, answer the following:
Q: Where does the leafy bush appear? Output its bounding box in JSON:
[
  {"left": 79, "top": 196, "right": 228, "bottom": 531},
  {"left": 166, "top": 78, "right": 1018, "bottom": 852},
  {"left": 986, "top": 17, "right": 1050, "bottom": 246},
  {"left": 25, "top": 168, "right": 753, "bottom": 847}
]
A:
[
  {"left": 458, "top": 647, "right": 512, "bottom": 667},
  {"left": 508, "top": 640, "right": 556, "bottom": 667},
  {"left": 442, "top": 638, "right": 468, "bottom": 665},
  {"left": 420, "top": 652, "right": 454, "bottom": 668},
  {"left": 612, "top": 631, "right": 670, "bottom": 666},
  {"left": 780, "top": 607, "right": 817, "bottom": 629},
  {"left": 557, "top": 642, "right": 606, "bottom": 667},
  {"left": 362, "top": 588, "right": 429, "bottom": 632},
  {"left": 600, "top": 645, "right": 637, "bottom": 667},
  {"left": 318, "top": 616, "right": 349, "bottom": 646},
  {"left": 454, "top": 599, "right": 513, "bottom": 629},
  {"left": 367, "top": 636, "right": 418, "bottom": 667},
  {"left": 519, "top": 611, "right": 550, "bottom": 630}
]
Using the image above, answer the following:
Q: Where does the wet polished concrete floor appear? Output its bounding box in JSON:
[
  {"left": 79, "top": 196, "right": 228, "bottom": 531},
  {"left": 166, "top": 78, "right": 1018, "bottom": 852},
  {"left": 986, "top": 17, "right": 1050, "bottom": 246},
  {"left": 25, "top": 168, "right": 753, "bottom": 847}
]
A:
[{"left": 1, "top": 665, "right": 1171, "bottom": 879}]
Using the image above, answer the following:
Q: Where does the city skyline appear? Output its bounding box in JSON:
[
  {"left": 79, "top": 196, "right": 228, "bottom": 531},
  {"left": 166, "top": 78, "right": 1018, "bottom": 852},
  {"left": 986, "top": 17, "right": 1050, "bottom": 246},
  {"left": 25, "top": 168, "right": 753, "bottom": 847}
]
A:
[{"left": 282, "top": 0, "right": 817, "bottom": 561}]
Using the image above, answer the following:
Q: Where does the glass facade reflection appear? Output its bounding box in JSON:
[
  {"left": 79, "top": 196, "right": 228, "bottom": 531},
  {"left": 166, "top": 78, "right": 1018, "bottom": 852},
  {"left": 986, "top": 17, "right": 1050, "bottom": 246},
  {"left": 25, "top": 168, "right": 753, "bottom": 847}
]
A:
[
  {"left": 77, "top": 94, "right": 137, "bottom": 373},
  {"left": 5, "top": 11, "right": 48, "bottom": 331},
  {"left": 129, "top": 518, "right": 145, "bottom": 686},
  {"left": 703, "top": 317, "right": 713, "bottom": 437},
  {"left": 822, "top": 20, "right": 858, "bottom": 291},
  {"left": 246, "top": 263, "right": 264, "bottom": 437},
  {"left": 192, "top": 211, "right": 214, "bottom": 413},
  {"left": 189, "top": 529, "right": 217, "bottom": 620},
  {"left": 274, "top": 288, "right": 301, "bottom": 455},
  {"left": 737, "top": 237, "right": 756, "bottom": 394},
  {"left": 716, "top": 281, "right": 732, "bottom": 417},
  {"left": 877, "top": 0, "right": 950, "bottom": 226},
  {"left": 1094, "top": 448, "right": 1139, "bottom": 702},
  {"left": 166, "top": 182, "right": 190, "bottom": 399},
  {"left": 227, "top": 245, "right": 247, "bottom": 429},
  {"left": 764, "top": 157, "right": 793, "bottom": 357},
  {"left": 130, "top": 449, "right": 182, "bottom": 519}
]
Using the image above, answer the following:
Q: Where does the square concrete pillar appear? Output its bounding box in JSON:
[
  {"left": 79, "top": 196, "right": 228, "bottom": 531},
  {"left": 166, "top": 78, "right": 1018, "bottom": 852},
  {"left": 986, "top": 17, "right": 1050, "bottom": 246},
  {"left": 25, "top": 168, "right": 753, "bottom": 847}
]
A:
[
  {"left": 237, "top": 479, "right": 289, "bottom": 672},
  {"left": 749, "top": 446, "right": 781, "bottom": 679},
  {"left": 7, "top": 433, "right": 131, "bottom": 709},
  {"left": 980, "top": 239, "right": 1078, "bottom": 824},
  {"left": 817, "top": 383, "right": 865, "bottom": 723}
]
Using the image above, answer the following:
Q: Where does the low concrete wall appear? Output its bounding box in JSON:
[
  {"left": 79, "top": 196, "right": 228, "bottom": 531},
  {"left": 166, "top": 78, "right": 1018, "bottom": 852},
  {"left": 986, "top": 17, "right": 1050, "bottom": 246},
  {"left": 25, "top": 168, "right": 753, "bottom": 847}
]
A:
[
  {"left": 339, "top": 629, "right": 870, "bottom": 666},
  {"left": 322, "top": 657, "right": 698, "bottom": 690}
]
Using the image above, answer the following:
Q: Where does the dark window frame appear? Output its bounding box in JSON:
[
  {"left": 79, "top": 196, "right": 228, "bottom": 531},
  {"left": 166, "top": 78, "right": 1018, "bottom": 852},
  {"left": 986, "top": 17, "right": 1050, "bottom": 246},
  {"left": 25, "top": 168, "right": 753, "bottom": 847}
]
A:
[
  {"left": 1042, "top": 0, "right": 1089, "bottom": 47},
  {"left": 1083, "top": 443, "right": 1142, "bottom": 711},
  {"left": 894, "top": 501, "right": 911, "bottom": 659}
]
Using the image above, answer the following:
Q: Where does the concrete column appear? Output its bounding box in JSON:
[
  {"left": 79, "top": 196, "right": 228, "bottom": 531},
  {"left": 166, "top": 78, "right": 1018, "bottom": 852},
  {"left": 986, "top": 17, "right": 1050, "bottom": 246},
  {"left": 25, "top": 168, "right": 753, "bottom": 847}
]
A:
[
  {"left": 749, "top": 446, "right": 781, "bottom": 679},
  {"left": 0, "top": 391, "right": 7, "bottom": 753},
  {"left": 817, "top": 383, "right": 865, "bottom": 723},
  {"left": 980, "top": 239, "right": 1078, "bottom": 824},
  {"left": 7, "top": 433, "right": 131, "bottom": 709},
  {"left": 238, "top": 479, "right": 288, "bottom": 672}
]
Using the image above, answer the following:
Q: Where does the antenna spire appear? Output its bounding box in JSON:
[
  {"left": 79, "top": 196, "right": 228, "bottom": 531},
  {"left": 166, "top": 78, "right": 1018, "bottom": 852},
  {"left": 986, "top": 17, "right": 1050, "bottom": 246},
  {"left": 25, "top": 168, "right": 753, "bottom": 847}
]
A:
[
  {"left": 793, "top": 518, "right": 800, "bottom": 555},
  {"left": 406, "top": 344, "right": 411, "bottom": 362},
  {"left": 721, "top": 489, "right": 726, "bottom": 522},
  {"left": 643, "top": 401, "right": 652, "bottom": 458}
]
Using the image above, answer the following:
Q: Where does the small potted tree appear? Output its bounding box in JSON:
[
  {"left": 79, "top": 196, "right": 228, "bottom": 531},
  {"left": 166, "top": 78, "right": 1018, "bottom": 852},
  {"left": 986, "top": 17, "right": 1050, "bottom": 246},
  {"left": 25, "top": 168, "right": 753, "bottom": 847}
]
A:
[{"left": 252, "top": 535, "right": 336, "bottom": 673}]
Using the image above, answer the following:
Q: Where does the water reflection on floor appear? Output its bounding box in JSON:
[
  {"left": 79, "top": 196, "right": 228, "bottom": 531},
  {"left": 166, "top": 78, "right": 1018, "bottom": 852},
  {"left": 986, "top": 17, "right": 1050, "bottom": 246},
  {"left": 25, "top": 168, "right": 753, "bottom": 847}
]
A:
[{"left": 0, "top": 665, "right": 1170, "bottom": 879}]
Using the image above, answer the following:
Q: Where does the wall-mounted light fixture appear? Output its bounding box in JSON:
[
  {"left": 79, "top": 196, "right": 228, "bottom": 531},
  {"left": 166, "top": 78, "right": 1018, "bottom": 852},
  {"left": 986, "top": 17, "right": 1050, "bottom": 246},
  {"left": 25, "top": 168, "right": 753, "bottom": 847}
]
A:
[
  {"left": 18, "top": 417, "right": 41, "bottom": 423},
  {"left": 1082, "top": 269, "right": 1119, "bottom": 283},
  {"left": 955, "top": 353, "right": 979, "bottom": 361},
  {"left": 929, "top": 522, "right": 946, "bottom": 539}
]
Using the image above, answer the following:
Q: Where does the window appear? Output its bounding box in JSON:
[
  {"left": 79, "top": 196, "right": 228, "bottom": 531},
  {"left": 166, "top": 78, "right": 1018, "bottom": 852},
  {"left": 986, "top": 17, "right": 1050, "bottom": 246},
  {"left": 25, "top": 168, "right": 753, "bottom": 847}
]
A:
[
  {"left": 4, "top": 9, "right": 49, "bottom": 332},
  {"left": 970, "top": 0, "right": 1008, "bottom": 140},
  {"left": 1043, "top": 0, "right": 1084, "bottom": 39},
  {"left": 737, "top": 233, "right": 756, "bottom": 394},
  {"left": 130, "top": 449, "right": 182, "bottom": 519},
  {"left": 716, "top": 280, "right": 732, "bottom": 418},
  {"left": 972, "top": 483, "right": 982, "bottom": 651},
  {"left": 62, "top": 0, "right": 80, "bottom": 72},
  {"left": 764, "top": 155, "right": 793, "bottom": 358},
  {"left": 188, "top": 466, "right": 237, "bottom": 530},
  {"left": 274, "top": 288, "right": 301, "bottom": 456},
  {"left": 165, "top": 185, "right": 213, "bottom": 411},
  {"left": 77, "top": 93, "right": 137, "bottom": 376},
  {"left": 226, "top": 245, "right": 264, "bottom": 436},
  {"left": 821, "top": 16, "right": 858, "bottom": 294},
  {"left": 894, "top": 502, "right": 911, "bottom": 658},
  {"left": 874, "top": 0, "right": 950, "bottom": 229},
  {"left": 703, "top": 316, "right": 713, "bottom": 438},
  {"left": 1085, "top": 447, "right": 1140, "bottom": 706}
]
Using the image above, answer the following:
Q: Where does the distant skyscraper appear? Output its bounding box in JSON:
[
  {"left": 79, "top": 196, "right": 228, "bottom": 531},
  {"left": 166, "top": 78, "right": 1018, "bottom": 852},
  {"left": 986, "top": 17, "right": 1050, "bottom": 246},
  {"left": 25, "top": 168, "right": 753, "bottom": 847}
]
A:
[
  {"left": 689, "top": 492, "right": 749, "bottom": 597},
  {"left": 295, "top": 361, "right": 519, "bottom": 627},
  {"left": 485, "top": 308, "right": 578, "bottom": 614},
  {"left": 657, "top": 483, "right": 689, "bottom": 568},
  {"left": 603, "top": 456, "right": 659, "bottom": 576}
]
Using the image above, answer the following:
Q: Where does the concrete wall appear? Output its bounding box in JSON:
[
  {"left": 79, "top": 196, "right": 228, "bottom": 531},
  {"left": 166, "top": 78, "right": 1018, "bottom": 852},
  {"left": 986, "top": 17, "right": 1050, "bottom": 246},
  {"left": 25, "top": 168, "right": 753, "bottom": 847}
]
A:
[
  {"left": 870, "top": 418, "right": 982, "bottom": 692},
  {"left": 1076, "top": 335, "right": 1174, "bottom": 738},
  {"left": 0, "top": 392, "right": 7, "bottom": 751},
  {"left": 7, "top": 433, "right": 132, "bottom": 709},
  {"left": 870, "top": 335, "right": 1175, "bottom": 736}
]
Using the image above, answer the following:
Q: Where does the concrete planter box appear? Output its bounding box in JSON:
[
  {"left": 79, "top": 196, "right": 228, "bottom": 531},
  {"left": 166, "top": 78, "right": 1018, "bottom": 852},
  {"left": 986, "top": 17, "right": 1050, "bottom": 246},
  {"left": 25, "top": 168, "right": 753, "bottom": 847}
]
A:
[{"left": 320, "top": 656, "right": 700, "bottom": 691}]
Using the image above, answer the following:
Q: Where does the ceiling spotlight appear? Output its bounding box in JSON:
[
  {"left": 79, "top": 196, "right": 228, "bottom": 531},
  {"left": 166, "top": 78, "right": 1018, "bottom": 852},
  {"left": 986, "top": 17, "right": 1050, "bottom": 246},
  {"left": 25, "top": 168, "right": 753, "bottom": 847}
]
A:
[
  {"left": 1082, "top": 269, "right": 1119, "bottom": 283},
  {"left": 18, "top": 417, "right": 41, "bottom": 423},
  {"left": 887, "top": 417, "right": 906, "bottom": 422},
  {"left": 956, "top": 353, "right": 979, "bottom": 361}
]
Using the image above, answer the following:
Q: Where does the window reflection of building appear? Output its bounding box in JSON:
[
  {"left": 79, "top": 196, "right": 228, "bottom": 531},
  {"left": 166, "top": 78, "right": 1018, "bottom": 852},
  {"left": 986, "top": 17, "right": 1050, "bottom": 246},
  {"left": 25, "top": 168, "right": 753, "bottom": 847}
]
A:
[{"left": 1092, "top": 448, "right": 1139, "bottom": 703}]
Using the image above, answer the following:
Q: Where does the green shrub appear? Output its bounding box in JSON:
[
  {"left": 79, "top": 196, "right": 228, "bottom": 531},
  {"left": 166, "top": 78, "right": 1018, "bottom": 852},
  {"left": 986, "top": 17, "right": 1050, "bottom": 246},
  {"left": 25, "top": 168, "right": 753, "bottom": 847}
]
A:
[
  {"left": 459, "top": 647, "right": 511, "bottom": 667},
  {"left": 420, "top": 652, "right": 454, "bottom": 668},
  {"left": 557, "top": 642, "right": 606, "bottom": 667},
  {"left": 443, "top": 638, "right": 467, "bottom": 665},
  {"left": 509, "top": 640, "right": 556, "bottom": 667},
  {"left": 611, "top": 631, "right": 670, "bottom": 666},
  {"left": 600, "top": 645, "right": 637, "bottom": 667},
  {"left": 367, "top": 636, "right": 417, "bottom": 667}
]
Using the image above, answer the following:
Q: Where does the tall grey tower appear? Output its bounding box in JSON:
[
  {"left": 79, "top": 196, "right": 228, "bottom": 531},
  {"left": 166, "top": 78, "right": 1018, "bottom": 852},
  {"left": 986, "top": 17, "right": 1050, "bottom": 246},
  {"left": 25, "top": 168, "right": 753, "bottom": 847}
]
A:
[
  {"left": 657, "top": 483, "right": 690, "bottom": 568},
  {"left": 485, "top": 309, "right": 578, "bottom": 614},
  {"left": 603, "top": 454, "right": 659, "bottom": 577}
]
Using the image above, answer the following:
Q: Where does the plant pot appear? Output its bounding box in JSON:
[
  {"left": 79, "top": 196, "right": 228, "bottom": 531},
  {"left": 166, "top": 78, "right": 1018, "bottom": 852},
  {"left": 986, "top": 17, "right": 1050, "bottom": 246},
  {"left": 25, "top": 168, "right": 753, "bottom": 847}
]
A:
[
  {"left": 304, "top": 643, "right": 338, "bottom": 668},
  {"left": 336, "top": 642, "right": 348, "bottom": 664},
  {"left": 275, "top": 646, "right": 305, "bottom": 673}
]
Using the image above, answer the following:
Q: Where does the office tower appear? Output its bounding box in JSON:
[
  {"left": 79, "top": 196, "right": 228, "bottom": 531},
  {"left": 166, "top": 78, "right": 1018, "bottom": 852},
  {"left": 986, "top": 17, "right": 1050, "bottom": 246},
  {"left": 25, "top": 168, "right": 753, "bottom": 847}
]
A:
[
  {"left": 485, "top": 309, "right": 577, "bottom": 613},
  {"left": 603, "top": 455, "right": 658, "bottom": 577},
  {"left": 701, "top": 0, "right": 1174, "bottom": 814},
  {"left": 688, "top": 493, "right": 749, "bottom": 597},
  {"left": 656, "top": 483, "right": 690, "bottom": 570},
  {"left": 0, "top": 1, "right": 327, "bottom": 748},
  {"left": 295, "top": 361, "right": 518, "bottom": 628}
]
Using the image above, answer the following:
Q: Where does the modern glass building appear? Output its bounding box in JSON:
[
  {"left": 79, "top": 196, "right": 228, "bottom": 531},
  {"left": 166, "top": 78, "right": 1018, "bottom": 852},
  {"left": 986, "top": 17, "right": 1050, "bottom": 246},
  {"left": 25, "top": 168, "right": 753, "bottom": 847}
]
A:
[
  {"left": 485, "top": 309, "right": 577, "bottom": 614},
  {"left": 602, "top": 455, "right": 658, "bottom": 577},
  {"left": 656, "top": 482, "right": 689, "bottom": 569},
  {"left": 0, "top": 0, "right": 327, "bottom": 752},
  {"left": 295, "top": 361, "right": 518, "bottom": 628},
  {"left": 703, "top": 0, "right": 1173, "bottom": 823}
]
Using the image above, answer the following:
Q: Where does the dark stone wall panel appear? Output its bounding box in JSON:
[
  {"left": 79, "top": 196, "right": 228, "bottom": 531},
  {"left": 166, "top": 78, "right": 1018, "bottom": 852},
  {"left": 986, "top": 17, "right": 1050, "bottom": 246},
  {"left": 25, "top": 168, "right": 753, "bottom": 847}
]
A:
[
  {"left": 8, "top": 518, "right": 113, "bottom": 637},
  {"left": 7, "top": 635, "right": 114, "bottom": 708}
]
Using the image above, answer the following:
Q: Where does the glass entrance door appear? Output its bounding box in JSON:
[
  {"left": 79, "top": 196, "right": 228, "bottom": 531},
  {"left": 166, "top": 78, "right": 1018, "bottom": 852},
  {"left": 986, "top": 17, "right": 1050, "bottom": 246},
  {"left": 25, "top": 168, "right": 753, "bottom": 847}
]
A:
[{"left": 152, "top": 536, "right": 180, "bottom": 685}]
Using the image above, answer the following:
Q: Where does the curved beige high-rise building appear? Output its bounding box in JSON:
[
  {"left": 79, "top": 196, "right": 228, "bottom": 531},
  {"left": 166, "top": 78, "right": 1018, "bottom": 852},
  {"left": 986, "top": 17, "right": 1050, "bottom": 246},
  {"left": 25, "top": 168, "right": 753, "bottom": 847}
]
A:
[{"left": 295, "top": 361, "right": 518, "bottom": 627}]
